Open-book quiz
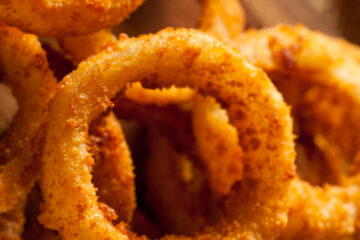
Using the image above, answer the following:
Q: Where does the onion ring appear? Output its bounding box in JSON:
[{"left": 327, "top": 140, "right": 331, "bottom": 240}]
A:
[
  {"left": 0, "top": 20, "right": 57, "bottom": 212},
  {"left": 39, "top": 28, "right": 295, "bottom": 239},
  {"left": 60, "top": 29, "right": 243, "bottom": 200},
  {"left": 60, "top": 30, "right": 195, "bottom": 107},
  {"left": 19, "top": 113, "right": 135, "bottom": 240},
  {"left": 192, "top": 95, "right": 243, "bottom": 198},
  {"left": 0, "top": 0, "right": 144, "bottom": 37},
  {"left": 205, "top": 24, "right": 360, "bottom": 239},
  {"left": 0, "top": 20, "right": 56, "bottom": 240},
  {"left": 48, "top": 36, "right": 137, "bottom": 224}
]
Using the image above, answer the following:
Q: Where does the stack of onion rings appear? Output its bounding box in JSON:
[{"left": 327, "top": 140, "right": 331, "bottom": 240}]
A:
[
  {"left": 198, "top": 21, "right": 360, "bottom": 239},
  {"left": 39, "top": 28, "right": 295, "bottom": 240},
  {"left": 1, "top": 1, "right": 359, "bottom": 239}
]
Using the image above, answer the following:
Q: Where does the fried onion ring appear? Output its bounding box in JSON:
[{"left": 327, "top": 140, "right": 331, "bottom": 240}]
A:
[
  {"left": 192, "top": 95, "right": 243, "bottom": 198},
  {"left": 60, "top": 30, "right": 195, "bottom": 107},
  {"left": 206, "top": 24, "right": 360, "bottom": 239},
  {"left": 0, "top": 21, "right": 57, "bottom": 212},
  {"left": 20, "top": 113, "right": 135, "bottom": 240},
  {"left": 0, "top": 0, "right": 144, "bottom": 37},
  {"left": 51, "top": 35, "right": 137, "bottom": 224},
  {"left": 39, "top": 28, "right": 295, "bottom": 240},
  {"left": 61, "top": 29, "right": 242, "bottom": 200}
]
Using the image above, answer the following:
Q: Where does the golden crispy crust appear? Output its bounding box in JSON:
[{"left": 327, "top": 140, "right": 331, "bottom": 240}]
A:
[
  {"left": 39, "top": 28, "right": 294, "bottom": 240},
  {"left": 59, "top": 27, "right": 241, "bottom": 204},
  {"left": 0, "top": 21, "right": 57, "bottom": 212},
  {"left": 60, "top": 32, "right": 137, "bottom": 224},
  {"left": 0, "top": 21, "right": 57, "bottom": 240},
  {"left": 0, "top": 0, "right": 144, "bottom": 37},
  {"left": 192, "top": 95, "right": 243, "bottom": 198},
  {"left": 232, "top": 24, "right": 360, "bottom": 239}
]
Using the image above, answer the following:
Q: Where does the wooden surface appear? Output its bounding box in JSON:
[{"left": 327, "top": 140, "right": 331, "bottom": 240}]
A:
[{"left": 115, "top": 0, "right": 360, "bottom": 44}]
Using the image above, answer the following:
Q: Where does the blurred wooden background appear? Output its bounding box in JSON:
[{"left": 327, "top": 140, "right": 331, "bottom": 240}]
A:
[{"left": 116, "top": 0, "right": 360, "bottom": 44}]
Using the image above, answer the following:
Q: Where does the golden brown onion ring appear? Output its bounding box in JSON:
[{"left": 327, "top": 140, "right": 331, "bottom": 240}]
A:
[
  {"left": 39, "top": 28, "right": 295, "bottom": 240},
  {"left": 0, "top": 21, "right": 57, "bottom": 212},
  {"left": 60, "top": 30, "right": 195, "bottom": 107},
  {"left": 52, "top": 35, "right": 137, "bottom": 224},
  {"left": 20, "top": 113, "right": 135, "bottom": 240},
  {"left": 234, "top": 25, "right": 360, "bottom": 173},
  {"left": 0, "top": 0, "right": 144, "bottom": 37},
  {"left": 192, "top": 95, "right": 243, "bottom": 198},
  {"left": 209, "top": 24, "right": 360, "bottom": 239},
  {"left": 0, "top": 20, "right": 57, "bottom": 240}
]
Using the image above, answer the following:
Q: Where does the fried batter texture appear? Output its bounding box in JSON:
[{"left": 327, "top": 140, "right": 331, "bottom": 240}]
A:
[
  {"left": 0, "top": 21, "right": 57, "bottom": 212},
  {"left": 196, "top": 24, "right": 360, "bottom": 239},
  {"left": 61, "top": 27, "right": 243, "bottom": 202},
  {"left": 0, "top": 20, "right": 57, "bottom": 240},
  {"left": 39, "top": 28, "right": 295, "bottom": 240},
  {"left": 0, "top": 0, "right": 144, "bottom": 37},
  {"left": 54, "top": 33, "right": 137, "bottom": 224},
  {"left": 231, "top": 25, "right": 360, "bottom": 239}
]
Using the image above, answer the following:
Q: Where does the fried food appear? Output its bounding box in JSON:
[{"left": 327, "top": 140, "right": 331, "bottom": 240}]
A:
[
  {"left": 20, "top": 113, "right": 135, "bottom": 240},
  {"left": 39, "top": 28, "right": 295, "bottom": 240},
  {"left": 0, "top": 0, "right": 144, "bottom": 37},
  {"left": 0, "top": 21, "right": 57, "bottom": 212},
  {"left": 214, "top": 24, "right": 360, "bottom": 239},
  {"left": 60, "top": 29, "right": 195, "bottom": 107},
  {"left": 51, "top": 33, "right": 137, "bottom": 224},
  {"left": 192, "top": 95, "right": 243, "bottom": 198},
  {"left": 0, "top": 20, "right": 56, "bottom": 240},
  {"left": 236, "top": 25, "right": 360, "bottom": 177}
]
